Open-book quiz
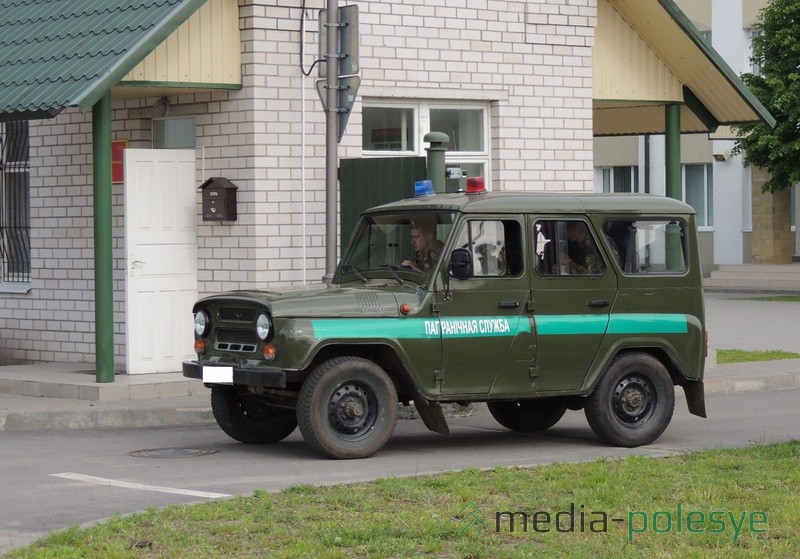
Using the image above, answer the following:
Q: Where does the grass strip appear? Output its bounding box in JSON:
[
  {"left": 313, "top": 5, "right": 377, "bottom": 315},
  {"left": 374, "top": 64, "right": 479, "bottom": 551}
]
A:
[
  {"left": 7, "top": 441, "right": 800, "bottom": 559},
  {"left": 716, "top": 349, "right": 800, "bottom": 364},
  {"left": 734, "top": 295, "right": 800, "bottom": 302}
]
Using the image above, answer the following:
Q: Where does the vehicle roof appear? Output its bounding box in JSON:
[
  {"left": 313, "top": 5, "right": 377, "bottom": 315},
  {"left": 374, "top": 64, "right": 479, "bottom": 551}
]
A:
[{"left": 366, "top": 191, "right": 696, "bottom": 215}]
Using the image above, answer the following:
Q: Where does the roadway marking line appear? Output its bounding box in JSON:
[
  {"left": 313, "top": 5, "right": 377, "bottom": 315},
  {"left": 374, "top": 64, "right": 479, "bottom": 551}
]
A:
[{"left": 50, "top": 473, "right": 231, "bottom": 500}]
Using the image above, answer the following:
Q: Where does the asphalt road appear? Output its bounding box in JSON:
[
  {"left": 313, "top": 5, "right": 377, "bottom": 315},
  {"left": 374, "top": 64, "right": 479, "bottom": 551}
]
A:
[{"left": 2, "top": 389, "right": 800, "bottom": 554}]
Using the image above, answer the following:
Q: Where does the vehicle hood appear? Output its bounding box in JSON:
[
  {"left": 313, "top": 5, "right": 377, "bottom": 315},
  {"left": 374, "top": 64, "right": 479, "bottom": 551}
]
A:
[{"left": 197, "top": 283, "right": 425, "bottom": 318}]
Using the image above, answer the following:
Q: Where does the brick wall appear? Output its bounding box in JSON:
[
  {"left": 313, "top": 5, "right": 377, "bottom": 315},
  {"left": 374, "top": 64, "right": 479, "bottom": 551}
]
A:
[
  {"left": 0, "top": 0, "right": 597, "bottom": 366},
  {"left": 751, "top": 167, "right": 793, "bottom": 263}
]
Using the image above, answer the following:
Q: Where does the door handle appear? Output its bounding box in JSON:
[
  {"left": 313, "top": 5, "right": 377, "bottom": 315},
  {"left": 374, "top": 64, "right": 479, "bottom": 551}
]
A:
[
  {"left": 588, "top": 299, "right": 610, "bottom": 307},
  {"left": 497, "top": 301, "right": 520, "bottom": 309}
]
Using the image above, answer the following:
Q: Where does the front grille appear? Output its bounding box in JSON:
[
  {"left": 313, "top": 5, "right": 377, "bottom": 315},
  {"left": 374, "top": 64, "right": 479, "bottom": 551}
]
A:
[
  {"left": 214, "top": 328, "right": 259, "bottom": 353},
  {"left": 219, "top": 307, "right": 256, "bottom": 322},
  {"left": 216, "top": 329, "right": 259, "bottom": 343}
]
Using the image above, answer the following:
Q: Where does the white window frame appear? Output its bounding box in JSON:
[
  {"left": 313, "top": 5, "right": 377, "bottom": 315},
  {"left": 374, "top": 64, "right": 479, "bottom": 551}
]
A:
[
  {"left": 748, "top": 29, "right": 764, "bottom": 76},
  {"left": 682, "top": 163, "right": 714, "bottom": 231},
  {"left": 362, "top": 100, "right": 492, "bottom": 189}
]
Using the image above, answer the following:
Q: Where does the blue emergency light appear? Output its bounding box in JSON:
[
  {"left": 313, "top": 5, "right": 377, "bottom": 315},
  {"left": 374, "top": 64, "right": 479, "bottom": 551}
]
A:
[{"left": 414, "top": 180, "right": 435, "bottom": 197}]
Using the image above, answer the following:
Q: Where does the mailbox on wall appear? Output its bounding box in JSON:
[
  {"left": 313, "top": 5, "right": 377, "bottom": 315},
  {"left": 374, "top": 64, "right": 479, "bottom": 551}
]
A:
[{"left": 199, "top": 177, "right": 238, "bottom": 222}]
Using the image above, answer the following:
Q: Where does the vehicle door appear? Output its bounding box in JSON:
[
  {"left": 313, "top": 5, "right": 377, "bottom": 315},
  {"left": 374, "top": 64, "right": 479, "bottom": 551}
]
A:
[
  {"left": 435, "top": 216, "right": 532, "bottom": 395},
  {"left": 528, "top": 216, "right": 618, "bottom": 392}
]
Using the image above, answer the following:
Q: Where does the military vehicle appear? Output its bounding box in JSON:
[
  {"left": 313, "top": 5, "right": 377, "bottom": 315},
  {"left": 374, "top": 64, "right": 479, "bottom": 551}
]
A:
[{"left": 184, "top": 180, "right": 706, "bottom": 459}]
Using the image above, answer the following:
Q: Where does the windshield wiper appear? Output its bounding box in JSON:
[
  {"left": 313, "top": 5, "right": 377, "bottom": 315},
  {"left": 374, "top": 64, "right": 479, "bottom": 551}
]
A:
[
  {"left": 339, "top": 264, "right": 367, "bottom": 283},
  {"left": 378, "top": 264, "right": 404, "bottom": 285}
]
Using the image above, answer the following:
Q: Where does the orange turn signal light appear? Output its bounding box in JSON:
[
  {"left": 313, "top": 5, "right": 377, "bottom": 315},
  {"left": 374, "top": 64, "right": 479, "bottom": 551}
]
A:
[
  {"left": 194, "top": 339, "right": 206, "bottom": 354},
  {"left": 399, "top": 303, "right": 412, "bottom": 315},
  {"left": 263, "top": 343, "right": 277, "bottom": 361}
]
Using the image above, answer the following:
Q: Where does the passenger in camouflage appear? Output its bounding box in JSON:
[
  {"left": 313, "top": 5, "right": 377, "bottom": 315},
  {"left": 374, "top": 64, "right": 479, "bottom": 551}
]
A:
[{"left": 563, "top": 221, "right": 606, "bottom": 275}]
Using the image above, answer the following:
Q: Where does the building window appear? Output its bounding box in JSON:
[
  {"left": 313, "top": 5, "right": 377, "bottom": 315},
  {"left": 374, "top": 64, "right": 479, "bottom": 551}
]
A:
[
  {"left": 600, "top": 166, "right": 639, "bottom": 193},
  {"left": 0, "top": 121, "right": 31, "bottom": 284},
  {"left": 362, "top": 106, "right": 416, "bottom": 152},
  {"left": 749, "top": 29, "right": 764, "bottom": 76},
  {"left": 362, "top": 101, "right": 490, "bottom": 191},
  {"left": 683, "top": 163, "right": 713, "bottom": 228}
]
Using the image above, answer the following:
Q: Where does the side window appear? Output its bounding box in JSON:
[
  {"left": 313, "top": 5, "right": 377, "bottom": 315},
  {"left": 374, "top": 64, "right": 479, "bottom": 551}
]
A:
[
  {"left": 534, "top": 219, "right": 606, "bottom": 276},
  {"left": 603, "top": 219, "right": 687, "bottom": 274},
  {"left": 455, "top": 219, "right": 523, "bottom": 277}
]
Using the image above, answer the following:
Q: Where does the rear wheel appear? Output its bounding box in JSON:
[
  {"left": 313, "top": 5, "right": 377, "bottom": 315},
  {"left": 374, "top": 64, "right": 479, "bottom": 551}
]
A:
[
  {"left": 211, "top": 385, "right": 297, "bottom": 444},
  {"left": 488, "top": 398, "right": 567, "bottom": 432},
  {"left": 584, "top": 352, "right": 675, "bottom": 447},
  {"left": 297, "top": 356, "right": 398, "bottom": 459}
]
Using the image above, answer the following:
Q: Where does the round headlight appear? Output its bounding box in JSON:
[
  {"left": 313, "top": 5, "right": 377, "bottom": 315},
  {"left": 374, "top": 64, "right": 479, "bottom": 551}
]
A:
[
  {"left": 256, "top": 313, "right": 271, "bottom": 341},
  {"left": 194, "top": 310, "right": 209, "bottom": 337}
]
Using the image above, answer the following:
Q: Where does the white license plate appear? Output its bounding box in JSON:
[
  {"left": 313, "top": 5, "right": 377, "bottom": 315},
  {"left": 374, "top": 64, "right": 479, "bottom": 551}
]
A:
[{"left": 202, "top": 366, "right": 233, "bottom": 384}]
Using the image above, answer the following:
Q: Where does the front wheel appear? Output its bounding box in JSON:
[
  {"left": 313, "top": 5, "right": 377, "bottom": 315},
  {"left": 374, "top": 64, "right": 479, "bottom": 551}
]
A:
[
  {"left": 211, "top": 385, "right": 298, "bottom": 444},
  {"left": 297, "top": 356, "right": 398, "bottom": 459},
  {"left": 488, "top": 398, "right": 567, "bottom": 432},
  {"left": 584, "top": 353, "right": 675, "bottom": 447}
]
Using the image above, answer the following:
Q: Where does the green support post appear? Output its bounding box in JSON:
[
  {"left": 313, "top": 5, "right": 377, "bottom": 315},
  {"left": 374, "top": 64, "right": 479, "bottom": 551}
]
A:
[
  {"left": 92, "top": 93, "right": 115, "bottom": 383},
  {"left": 424, "top": 131, "right": 449, "bottom": 194},
  {"left": 665, "top": 103, "right": 683, "bottom": 270}
]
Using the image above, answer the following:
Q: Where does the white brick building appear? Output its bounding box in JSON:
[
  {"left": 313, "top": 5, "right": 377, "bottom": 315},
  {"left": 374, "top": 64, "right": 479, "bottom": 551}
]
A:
[{"left": 0, "top": 0, "right": 771, "bottom": 371}]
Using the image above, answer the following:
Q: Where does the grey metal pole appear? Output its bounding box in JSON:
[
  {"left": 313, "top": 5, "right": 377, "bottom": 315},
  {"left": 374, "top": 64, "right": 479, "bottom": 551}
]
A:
[{"left": 323, "top": 0, "right": 339, "bottom": 283}]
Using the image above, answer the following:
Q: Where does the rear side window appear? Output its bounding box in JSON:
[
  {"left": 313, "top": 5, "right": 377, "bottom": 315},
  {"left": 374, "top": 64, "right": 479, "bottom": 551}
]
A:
[
  {"left": 603, "top": 219, "right": 687, "bottom": 274},
  {"left": 533, "top": 220, "right": 606, "bottom": 276}
]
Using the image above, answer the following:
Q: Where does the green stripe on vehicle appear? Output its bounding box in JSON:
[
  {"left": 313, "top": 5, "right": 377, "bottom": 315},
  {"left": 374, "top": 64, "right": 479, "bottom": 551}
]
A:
[
  {"left": 535, "top": 313, "right": 688, "bottom": 336},
  {"left": 607, "top": 313, "right": 688, "bottom": 334},
  {"left": 310, "top": 316, "right": 530, "bottom": 340},
  {"left": 310, "top": 313, "right": 688, "bottom": 340},
  {"left": 535, "top": 315, "right": 609, "bottom": 336}
]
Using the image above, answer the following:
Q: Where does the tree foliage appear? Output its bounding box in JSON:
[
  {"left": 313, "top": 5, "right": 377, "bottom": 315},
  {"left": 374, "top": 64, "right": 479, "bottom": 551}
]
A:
[{"left": 734, "top": 0, "right": 800, "bottom": 193}]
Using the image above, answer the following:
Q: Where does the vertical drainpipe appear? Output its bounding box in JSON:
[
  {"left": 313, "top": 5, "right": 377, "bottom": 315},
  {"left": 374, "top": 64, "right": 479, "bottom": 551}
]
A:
[
  {"left": 93, "top": 93, "right": 115, "bottom": 383},
  {"left": 664, "top": 103, "right": 683, "bottom": 270}
]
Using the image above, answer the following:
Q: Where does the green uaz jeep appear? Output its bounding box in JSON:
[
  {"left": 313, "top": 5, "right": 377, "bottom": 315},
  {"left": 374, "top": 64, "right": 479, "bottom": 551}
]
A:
[{"left": 183, "top": 188, "right": 706, "bottom": 459}]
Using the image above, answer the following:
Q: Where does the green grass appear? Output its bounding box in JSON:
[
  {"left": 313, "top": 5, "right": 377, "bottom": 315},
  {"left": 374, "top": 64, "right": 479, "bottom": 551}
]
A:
[
  {"left": 716, "top": 349, "right": 800, "bottom": 364},
  {"left": 7, "top": 442, "right": 800, "bottom": 558},
  {"left": 735, "top": 295, "right": 800, "bottom": 302}
]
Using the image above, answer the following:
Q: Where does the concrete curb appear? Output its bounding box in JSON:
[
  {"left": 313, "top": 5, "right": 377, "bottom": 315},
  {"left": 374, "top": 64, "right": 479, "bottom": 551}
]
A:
[
  {"left": 2, "top": 374, "right": 799, "bottom": 432},
  {"left": 0, "top": 405, "right": 215, "bottom": 432}
]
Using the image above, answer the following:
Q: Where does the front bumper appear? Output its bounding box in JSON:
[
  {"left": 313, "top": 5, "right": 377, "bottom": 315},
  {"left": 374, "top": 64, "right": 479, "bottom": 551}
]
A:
[{"left": 183, "top": 361, "right": 287, "bottom": 389}]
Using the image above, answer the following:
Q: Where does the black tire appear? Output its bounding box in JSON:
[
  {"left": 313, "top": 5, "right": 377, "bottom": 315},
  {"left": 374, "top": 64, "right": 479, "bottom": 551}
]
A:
[
  {"left": 211, "top": 385, "right": 297, "bottom": 444},
  {"left": 297, "top": 356, "right": 398, "bottom": 459},
  {"left": 487, "top": 398, "right": 567, "bottom": 432},
  {"left": 584, "top": 352, "right": 675, "bottom": 447}
]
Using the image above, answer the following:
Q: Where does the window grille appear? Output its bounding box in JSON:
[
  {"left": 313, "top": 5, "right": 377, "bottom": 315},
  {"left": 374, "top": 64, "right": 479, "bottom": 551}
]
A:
[{"left": 0, "top": 121, "right": 31, "bottom": 283}]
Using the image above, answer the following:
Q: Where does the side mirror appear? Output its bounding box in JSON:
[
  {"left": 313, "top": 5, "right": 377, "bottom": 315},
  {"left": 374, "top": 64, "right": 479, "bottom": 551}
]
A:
[{"left": 448, "top": 248, "right": 473, "bottom": 280}]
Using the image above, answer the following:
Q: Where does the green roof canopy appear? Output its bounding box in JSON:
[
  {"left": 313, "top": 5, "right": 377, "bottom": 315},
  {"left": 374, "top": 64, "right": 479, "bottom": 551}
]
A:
[{"left": 0, "top": 0, "right": 207, "bottom": 122}]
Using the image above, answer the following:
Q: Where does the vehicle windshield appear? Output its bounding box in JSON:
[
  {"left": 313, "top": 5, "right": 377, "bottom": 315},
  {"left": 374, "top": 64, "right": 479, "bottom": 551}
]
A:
[{"left": 338, "top": 211, "right": 457, "bottom": 281}]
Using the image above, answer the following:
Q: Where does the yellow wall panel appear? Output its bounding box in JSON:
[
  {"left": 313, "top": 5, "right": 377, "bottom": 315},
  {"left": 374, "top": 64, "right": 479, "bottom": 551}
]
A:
[
  {"left": 594, "top": 0, "right": 683, "bottom": 103},
  {"left": 124, "top": 0, "right": 240, "bottom": 85}
]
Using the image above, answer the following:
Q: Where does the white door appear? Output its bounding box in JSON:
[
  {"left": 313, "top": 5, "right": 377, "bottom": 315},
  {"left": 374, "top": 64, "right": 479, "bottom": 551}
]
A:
[{"left": 124, "top": 149, "right": 198, "bottom": 374}]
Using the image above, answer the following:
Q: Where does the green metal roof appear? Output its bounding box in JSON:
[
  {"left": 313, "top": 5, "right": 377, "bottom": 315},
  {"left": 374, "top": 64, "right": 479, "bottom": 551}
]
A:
[{"left": 0, "top": 0, "right": 207, "bottom": 122}]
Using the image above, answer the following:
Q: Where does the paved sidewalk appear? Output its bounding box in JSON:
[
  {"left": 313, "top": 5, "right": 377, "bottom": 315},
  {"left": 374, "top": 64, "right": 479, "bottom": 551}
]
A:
[{"left": 0, "top": 291, "right": 798, "bottom": 432}]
